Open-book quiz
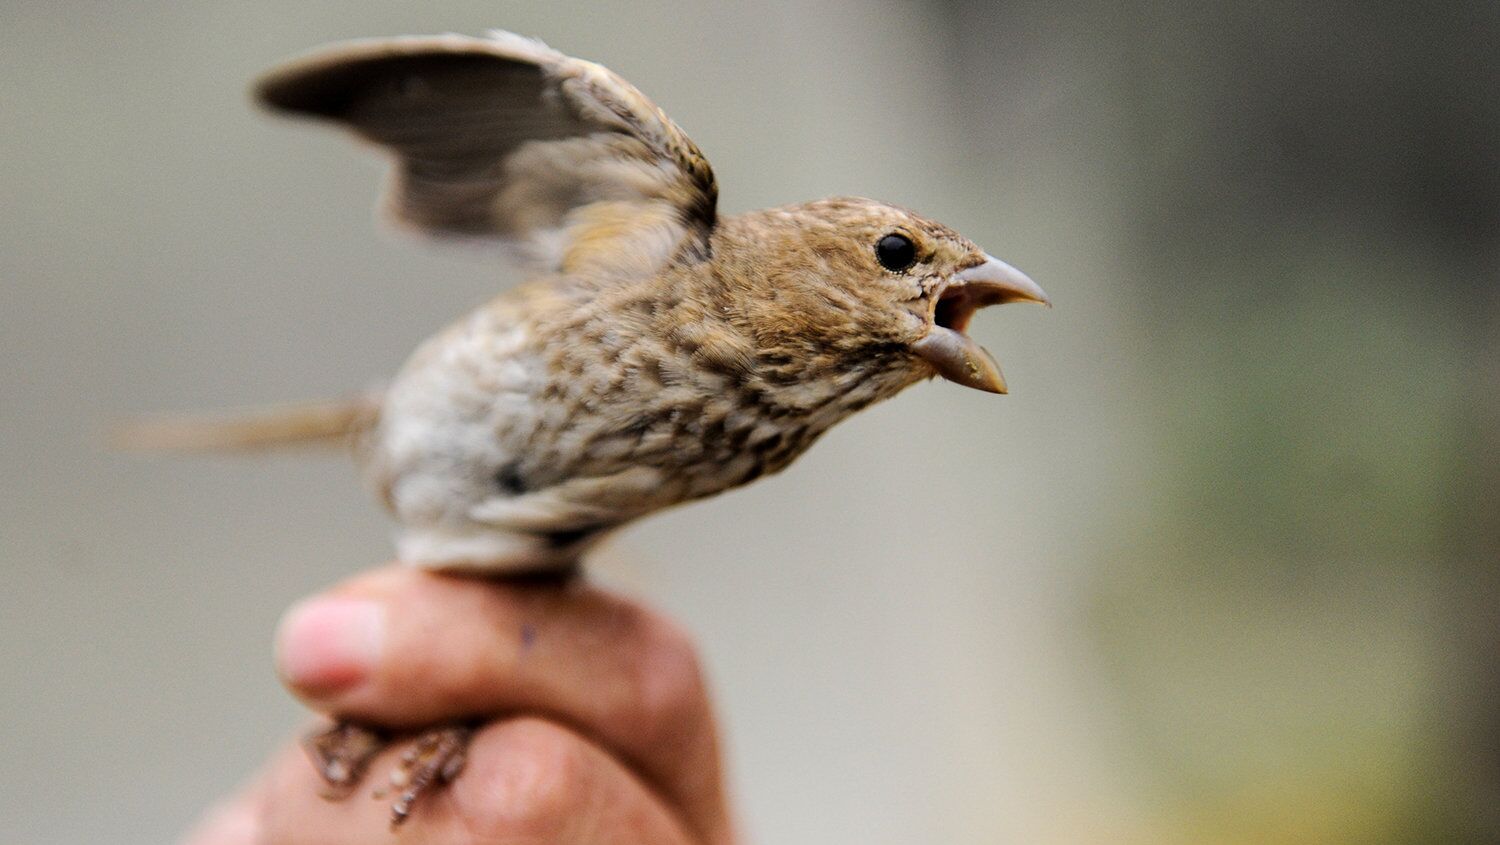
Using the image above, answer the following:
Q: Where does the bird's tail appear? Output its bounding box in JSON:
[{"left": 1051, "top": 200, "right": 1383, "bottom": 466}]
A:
[{"left": 112, "top": 393, "right": 382, "bottom": 452}]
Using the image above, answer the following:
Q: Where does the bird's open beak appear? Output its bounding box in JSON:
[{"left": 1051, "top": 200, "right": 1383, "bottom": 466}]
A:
[{"left": 912, "top": 254, "right": 1049, "bottom": 394}]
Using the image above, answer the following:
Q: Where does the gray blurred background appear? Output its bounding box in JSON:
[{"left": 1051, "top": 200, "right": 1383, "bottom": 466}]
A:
[{"left": 2, "top": 1, "right": 1495, "bottom": 842}]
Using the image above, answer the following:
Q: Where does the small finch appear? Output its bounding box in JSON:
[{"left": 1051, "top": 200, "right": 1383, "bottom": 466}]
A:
[{"left": 131, "top": 31, "right": 1049, "bottom": 824}]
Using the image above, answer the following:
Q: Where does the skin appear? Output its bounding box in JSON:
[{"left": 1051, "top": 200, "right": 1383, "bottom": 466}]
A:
[{"left": 181, "top": 566, "right": 735, "bottom": 845}]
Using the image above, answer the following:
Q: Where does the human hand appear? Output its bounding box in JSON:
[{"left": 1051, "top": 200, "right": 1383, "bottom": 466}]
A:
[{"left": 181, "top": 566, "right": 735, "bottom": 844}]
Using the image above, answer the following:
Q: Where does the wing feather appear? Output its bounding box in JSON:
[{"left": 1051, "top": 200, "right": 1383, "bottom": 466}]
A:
[{"left": 255, "top": 32, "right": 718, "bottom": 279}]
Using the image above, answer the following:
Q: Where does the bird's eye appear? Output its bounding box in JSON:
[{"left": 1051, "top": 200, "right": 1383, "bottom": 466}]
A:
[{"left": 875, "top": 234, "right": 917, "bottom": 272}]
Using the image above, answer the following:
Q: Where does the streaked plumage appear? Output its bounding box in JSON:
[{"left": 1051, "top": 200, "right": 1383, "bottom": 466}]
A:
[{"left": 228, "top": 31, "right": 1051, "bottom": 574}]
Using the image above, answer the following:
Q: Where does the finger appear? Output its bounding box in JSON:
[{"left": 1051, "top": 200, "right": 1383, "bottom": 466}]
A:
[
  {"left": 262, "top": 717, "right": 696, "bottom": 845},
  {"left": 179, "top": 775, "right": 267, "bottom": 845},
  {"left": 274, "top": 566, "right": 732, "bottom": 844}
]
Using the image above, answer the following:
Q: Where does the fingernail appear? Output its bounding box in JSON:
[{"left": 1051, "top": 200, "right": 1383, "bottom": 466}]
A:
[{"left": 275, "top": 597, "right": 385, "bottom": 694}]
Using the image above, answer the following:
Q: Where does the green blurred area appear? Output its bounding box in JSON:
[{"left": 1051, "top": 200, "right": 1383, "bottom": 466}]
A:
[{"left": 1002, "top": 0, "right": 1499, "bottom": 839}]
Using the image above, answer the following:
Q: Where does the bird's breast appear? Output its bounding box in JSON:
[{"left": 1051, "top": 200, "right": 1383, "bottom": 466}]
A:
[{"left": 370, "top": 284, "right": 891, "bottom": 537}]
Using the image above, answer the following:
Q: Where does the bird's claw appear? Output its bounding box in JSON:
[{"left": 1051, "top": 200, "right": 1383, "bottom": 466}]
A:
[
  {"left": 303, "top": 721, "right": 388, "bottom": 799},
  {"left": 303, "top": 720, "right": 474, "bottom": 827},
  {"left": 387, "top": 725, "right": 473, "bottom": 828}
]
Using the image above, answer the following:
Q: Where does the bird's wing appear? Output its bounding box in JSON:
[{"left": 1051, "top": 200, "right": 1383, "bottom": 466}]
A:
[{"left": 255, "top": 32, "right": 718, "bottom": 279}]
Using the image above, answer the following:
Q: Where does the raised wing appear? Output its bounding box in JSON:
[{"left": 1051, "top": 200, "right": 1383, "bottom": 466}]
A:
[{"left": 255, "top": 32, "right": 719, "bottom": 279}]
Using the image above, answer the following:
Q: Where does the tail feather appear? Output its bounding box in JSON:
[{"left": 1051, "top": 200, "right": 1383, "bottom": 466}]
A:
[{"left": 113, "top": 394, "right": 382, "bottom": 452}]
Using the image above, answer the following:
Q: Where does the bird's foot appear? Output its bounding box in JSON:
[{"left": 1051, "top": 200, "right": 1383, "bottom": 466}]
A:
[
  {"left": 303, "top": 721, "right": 388, "bottom": 798},
  {"left": 382, "top": 724, "right": 473, "bottom": 828},
  {"left": 303, "top": 721, "right": 473, "bottom": 828}
]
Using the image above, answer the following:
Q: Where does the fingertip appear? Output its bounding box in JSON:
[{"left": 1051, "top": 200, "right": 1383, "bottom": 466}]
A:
[{"left": 275, "top": 596, "right": 386, "bottom": 697}]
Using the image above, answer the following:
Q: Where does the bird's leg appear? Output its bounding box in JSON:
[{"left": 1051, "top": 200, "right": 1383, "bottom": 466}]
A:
[
  {"left": 385, "top": 724, "right": 473, "bottom": 828},
  {"left": 303, "top": 721, "right": 389, "bottom": 798}
]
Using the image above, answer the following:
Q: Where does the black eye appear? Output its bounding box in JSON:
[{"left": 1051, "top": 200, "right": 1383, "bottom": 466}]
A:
[{"left": 875, "top": 234, "right": 917, "bottom": 272}]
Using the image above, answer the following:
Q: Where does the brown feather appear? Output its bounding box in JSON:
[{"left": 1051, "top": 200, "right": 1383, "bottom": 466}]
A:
[
  {"left": 113, "top": 395, "right": 381, "bottom": 452},
  {"left": 133, "top": 32, "right": 1045, "bottom": 571}
]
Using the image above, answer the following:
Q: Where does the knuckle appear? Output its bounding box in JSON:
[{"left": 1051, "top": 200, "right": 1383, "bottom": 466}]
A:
[
  {"left": 609, "top": 609, "right": 708, "bottom": 739},
  {"left": 463, "top": 718, "right": 591, "bottom": 840}
]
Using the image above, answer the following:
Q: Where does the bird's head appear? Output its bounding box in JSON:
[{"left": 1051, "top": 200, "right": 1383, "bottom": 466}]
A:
[{"left": 716, "top": 197, "right": 1049, "bottom": 396}]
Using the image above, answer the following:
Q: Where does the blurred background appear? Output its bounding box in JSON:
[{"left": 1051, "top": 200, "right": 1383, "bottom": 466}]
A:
[{"left": 2, "top": 1, "right": 1495, "bottom": 842}]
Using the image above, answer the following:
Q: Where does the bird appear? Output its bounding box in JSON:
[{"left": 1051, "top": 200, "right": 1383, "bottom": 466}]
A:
[{"left": 130, "top": 30, "right": 1050, "bottom": 826}]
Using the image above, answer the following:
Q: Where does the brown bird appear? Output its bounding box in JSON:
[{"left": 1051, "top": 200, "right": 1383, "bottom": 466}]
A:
[{"left": 136, "top": 30, "right": 1049, "bottom": 825}]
